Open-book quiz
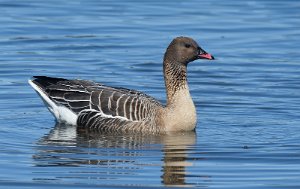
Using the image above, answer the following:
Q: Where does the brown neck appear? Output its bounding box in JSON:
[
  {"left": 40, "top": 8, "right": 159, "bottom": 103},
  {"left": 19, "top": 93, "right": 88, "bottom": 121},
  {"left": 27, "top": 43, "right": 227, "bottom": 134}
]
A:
[{"left": 163, "top": 58, "right": 188, "bottom": 106}]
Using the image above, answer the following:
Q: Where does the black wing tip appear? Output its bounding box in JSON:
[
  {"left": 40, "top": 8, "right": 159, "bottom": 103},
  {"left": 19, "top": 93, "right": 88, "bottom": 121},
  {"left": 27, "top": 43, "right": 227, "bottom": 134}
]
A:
[
  {"left": 29, "top": 76, "right": 67, "bottom": 89},
  {"left": 31, "top": 76, "right": 67, "bottom": 80},
  {"left": 31, "top": 76, "right": 47, "bottom": 80}
]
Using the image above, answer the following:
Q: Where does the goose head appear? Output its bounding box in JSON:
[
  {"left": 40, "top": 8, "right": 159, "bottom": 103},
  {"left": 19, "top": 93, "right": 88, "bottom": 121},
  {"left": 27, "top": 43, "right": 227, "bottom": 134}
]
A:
[{"left": 164, "top": 36, "right": 214, "bottom": 65}]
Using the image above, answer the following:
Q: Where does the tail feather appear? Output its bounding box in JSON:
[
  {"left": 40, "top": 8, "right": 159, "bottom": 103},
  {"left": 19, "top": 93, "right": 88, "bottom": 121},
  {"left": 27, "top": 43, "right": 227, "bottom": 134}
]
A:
[{"left": 28, "top": 76, "right": 77, "bottom": 125}]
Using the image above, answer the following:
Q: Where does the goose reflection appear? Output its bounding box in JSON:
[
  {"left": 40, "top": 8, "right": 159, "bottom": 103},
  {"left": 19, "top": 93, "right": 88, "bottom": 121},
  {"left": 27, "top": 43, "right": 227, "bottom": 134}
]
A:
[{"left": 34, "top": 123, "right": 197, "bottom": 187}]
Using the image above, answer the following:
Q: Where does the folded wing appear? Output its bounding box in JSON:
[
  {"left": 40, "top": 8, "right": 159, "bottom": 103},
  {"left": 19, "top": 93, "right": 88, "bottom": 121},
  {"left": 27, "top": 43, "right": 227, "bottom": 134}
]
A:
[{"left": 30, "top": 76, "right": 162, "bottom": 124}]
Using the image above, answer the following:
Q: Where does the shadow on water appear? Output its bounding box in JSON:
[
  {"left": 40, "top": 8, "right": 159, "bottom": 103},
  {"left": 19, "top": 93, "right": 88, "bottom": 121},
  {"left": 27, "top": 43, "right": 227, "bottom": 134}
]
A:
[{"left": 33, "top": 123, "right": 199, "bottom": 187}]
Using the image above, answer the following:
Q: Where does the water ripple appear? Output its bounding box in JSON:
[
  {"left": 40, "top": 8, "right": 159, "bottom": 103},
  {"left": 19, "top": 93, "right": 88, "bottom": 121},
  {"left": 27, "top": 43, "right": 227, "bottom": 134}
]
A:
[{"left": 0, "top": 0, "right": 300, "bottom": 188}]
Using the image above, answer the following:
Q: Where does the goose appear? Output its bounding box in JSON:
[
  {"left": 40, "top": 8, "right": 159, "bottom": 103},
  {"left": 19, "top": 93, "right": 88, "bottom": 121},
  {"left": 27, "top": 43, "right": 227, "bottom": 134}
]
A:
[{"left": 29, "top": 37, "right": 214, "bottom": 134}]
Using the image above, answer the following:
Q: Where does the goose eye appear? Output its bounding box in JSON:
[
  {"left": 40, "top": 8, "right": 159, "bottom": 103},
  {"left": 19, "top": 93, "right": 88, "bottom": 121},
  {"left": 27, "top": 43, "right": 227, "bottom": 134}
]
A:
[{"left": 185, "top": 44, "right": 191, "bottom": 48}]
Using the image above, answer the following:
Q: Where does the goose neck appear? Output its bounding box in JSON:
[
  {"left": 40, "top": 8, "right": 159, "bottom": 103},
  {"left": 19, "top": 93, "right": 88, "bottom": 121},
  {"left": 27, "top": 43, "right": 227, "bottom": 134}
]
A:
[{"left": 163, "top": 60, "right": 189, "bottom": 105}]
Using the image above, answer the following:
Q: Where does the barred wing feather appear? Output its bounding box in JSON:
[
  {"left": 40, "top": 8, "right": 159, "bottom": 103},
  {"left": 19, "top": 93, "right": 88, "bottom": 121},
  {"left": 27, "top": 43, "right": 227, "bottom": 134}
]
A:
[{"left": 31, "top": 76, "right": 162, "bottom": 124}]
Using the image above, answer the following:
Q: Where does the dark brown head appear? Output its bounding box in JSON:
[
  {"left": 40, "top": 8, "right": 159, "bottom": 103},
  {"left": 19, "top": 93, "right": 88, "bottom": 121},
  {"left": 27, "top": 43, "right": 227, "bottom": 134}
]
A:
[{"left": 164, "top": 36, "right": 214, "bottom": 65}]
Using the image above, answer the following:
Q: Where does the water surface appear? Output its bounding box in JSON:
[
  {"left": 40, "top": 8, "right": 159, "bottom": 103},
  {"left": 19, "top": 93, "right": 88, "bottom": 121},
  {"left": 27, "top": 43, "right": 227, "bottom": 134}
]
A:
[{"left": 0, "top": 0, "right": 300, "bottom": 188}]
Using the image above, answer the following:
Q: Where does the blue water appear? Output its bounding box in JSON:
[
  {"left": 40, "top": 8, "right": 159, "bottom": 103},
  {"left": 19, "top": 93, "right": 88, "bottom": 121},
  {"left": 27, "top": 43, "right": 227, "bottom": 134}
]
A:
[{"left": 0, "top": 0, "right": 300, "bottom": 188}]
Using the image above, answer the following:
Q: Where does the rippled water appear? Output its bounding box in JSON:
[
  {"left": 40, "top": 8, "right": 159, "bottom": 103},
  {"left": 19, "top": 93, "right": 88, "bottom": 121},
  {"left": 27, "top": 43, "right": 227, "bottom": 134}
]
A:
[{"left": 0, "top": 0, "right": 300, "bottom": 188}]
